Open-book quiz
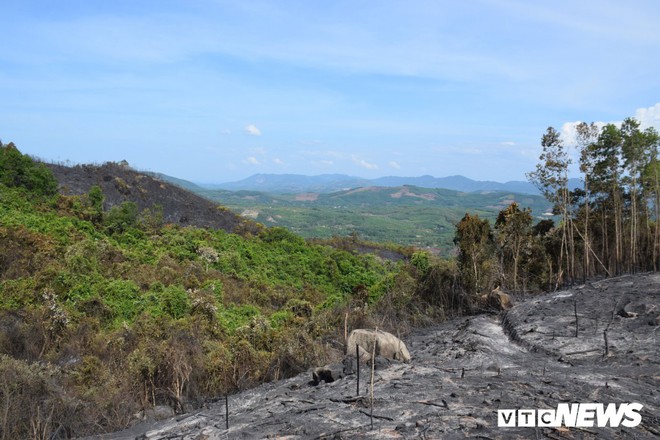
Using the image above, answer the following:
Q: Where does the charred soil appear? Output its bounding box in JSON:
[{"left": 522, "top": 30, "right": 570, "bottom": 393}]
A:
[
  {"left": 85, "top": 274, "right": 659, "bottom": 440},
  {"left": 46, "top": 162, "right": 250, "bottom": 233}
]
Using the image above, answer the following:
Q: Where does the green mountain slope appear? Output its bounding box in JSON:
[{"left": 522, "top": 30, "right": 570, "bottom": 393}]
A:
[
  {"left": 198, "top": 185, "right": 551, "bottom": 253},
  {"left": 2, "top": 144, "right": 441, "bottom": 438}
]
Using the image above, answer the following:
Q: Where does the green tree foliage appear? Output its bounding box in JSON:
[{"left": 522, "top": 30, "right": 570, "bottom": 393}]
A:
[
  {"left": 621, "top": 119, "right": 660, "bottom": 271},
  {"left": 0, "top": 142, "right": 58, "bottom": 196},
  {"left": 454, "top": 213, "right": 494, "bottom": 295},
  {"left": 495, "top": 202, "right": 533, "bottom": 292},
  {"left": 104, "top": 201, "right": 139, "bottom": 234},
  {"left": 642, "top": 148, "right": 660, "bottom": 268},
  {"left": 410, "top": 250, "right": 430, "bottom": 275},
  {"left": 529, "top": 117, "right": 660, "bottom": 284},
  {"left": 527, "top": 127, "right": 575, "bottom": 285},
  {"left": 452, "top": 116, "right": 660, "bottom": 295},
  {"left": 86, "top": 185, "right": 105, "bottom": 223},
  {"left": 575, "top": 121, "right": 600, "bottom": 280},
  {"left": 139, "top": 203, "right": 164, "bottom": 233}
]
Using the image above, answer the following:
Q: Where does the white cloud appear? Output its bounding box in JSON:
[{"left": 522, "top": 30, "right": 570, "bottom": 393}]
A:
[
  {"left": 245, "top": 156, "right": 260, "bottom": 165},
  {"left": 561, "top": 103, "right": 660, "bottom": 146},
  {"left": 352, "top": 155, "right": 378, "bottom": 170},
  {"left": 312, "top": 160, "right": 334, "bottom": 166},
  {"left": 634, "top": 103, "right": 660, "bottom": 130},
  {"left": 388, "top": 160, "right": 401, "bottom": 169},
  {"left": 273, "top": 158, "right": 284, "bottom": 165},
  {"left": 244, "top": 124, "right": 262, "bottom": 136},
  {"left": 500, "top": 141, "right": 516, "bottom": 146}
]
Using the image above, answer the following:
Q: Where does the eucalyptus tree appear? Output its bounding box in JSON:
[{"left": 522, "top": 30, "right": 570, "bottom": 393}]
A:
[
  {"left": 527, "top": 127, "right": 575, "bottom": 285},
  {"left": 638, "top": 126, "right": 660, "bottom": 269},
  {"left": 528, "top": 117, "right": 659, "bottom": 280},
  {"left": 454, "top": 213, "right": 494, "bottom": 295},
  {"left": 576, "top": 122, "right": 601, "bottom": 279},
  {"left": 621, "top": 118, "right": 646, "bottom": 271},
  {"left": 495, "top": 202, "right": 533, "bottom": 292},
  {"left": 589, "top": 124, "right": 624, "bottom": 274}
]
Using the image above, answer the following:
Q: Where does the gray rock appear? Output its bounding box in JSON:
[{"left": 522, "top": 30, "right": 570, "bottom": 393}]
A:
[{"left": 311, "top": 363, "right": 344, "bottom": 385}]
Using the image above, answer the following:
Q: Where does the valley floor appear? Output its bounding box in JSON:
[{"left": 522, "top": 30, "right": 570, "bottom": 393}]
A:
[{"left": 84, "top": 274, "right": 660, "bottom": 439}]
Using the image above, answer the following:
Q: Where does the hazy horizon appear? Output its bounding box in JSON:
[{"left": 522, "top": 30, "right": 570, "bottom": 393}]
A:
[
  {"left": 196, "top": 171, "right": 544, "bottom": 186},
  {"left": 2, "top": 1, "right": 660, "bottom": 183}
]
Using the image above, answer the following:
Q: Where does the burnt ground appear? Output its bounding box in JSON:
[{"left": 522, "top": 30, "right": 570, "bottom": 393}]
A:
[
  {"left": 84, "top": 274, "right": 660, "bottom": 440},
  {"left": 45, "top": 162, "right": 251, "bottom": 233}
]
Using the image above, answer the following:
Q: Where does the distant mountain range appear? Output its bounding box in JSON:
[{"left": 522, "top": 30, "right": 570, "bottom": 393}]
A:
[
  {"left": 195, "top": 183, "right": 552, "bottom": 253},
  {"left": 204, "top": 173, "right": 581, "bottom": 195}
]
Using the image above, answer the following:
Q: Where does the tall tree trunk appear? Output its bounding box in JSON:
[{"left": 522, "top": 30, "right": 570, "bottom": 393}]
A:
[
  {"left": 613, "top": 187, "right": 623, "bottom": 275},
  {"left": 629, "top": 175, "right": 639, "bottom": 273},
  {"left": 601, "top": 209, "right": 610, "bottom": 275},
  {"left": 584, "top": 176, "right": 591, "bottom": 280},
  {"left": 652, "top": 139, "right": 660, "bottom": 271}
]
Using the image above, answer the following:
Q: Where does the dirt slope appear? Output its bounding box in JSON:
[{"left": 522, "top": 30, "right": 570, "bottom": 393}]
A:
[{"left": 84, "top": 274, "right": 659, "bottom": 439}]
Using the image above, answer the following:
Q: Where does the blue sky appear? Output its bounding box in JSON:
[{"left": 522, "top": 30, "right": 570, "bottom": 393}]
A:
[{"left": 1, "top": 0, "right": 659, "bottom": 183}]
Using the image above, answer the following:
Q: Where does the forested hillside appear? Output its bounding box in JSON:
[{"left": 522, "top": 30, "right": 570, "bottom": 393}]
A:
[
  {"left": 1, "top": 114, "right": 658, "bottom": 439},
  {"left": 0, "top": 143, "right": 446, "bottom": 438}
]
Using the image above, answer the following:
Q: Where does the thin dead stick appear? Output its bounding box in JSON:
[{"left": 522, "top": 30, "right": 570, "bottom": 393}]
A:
[
  {"left": 356, "top": 343, "right": 360, "bottom": 396},
  {"left": 564, "top": 348, "right": 601, "bottom": 356},
  {"left": 370, "top": 331, "right": 377, "bottom": 430},
  {"left": 359, "top": 410, "right": 394, "bottom": 421},
  {"left": 603, "top": 297, "right": 619, "bottom": 357},
  {"left": 225, "top": 394, "right": 229, "bottom": 430},
  {"left": 414, "top": 400, "right": 448, "bottom": 409},
  {"left": 571, "top": 222, "right": 611, "bottom": 277}
]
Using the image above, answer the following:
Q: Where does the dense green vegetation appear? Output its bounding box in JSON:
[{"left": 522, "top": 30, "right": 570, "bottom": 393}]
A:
[
  {"left": 0, "top": 143, "right": 450, "bottom": 438},
  {"left": 197, "top": 186, "right": 551, "bottom": 254}
]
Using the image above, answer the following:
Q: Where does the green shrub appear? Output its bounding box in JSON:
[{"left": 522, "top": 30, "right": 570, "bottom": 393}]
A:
[
  {"left": 101, "top": 279, "right": 141, "bottom": 323},
  {"left": 160, "top": 285, "right": 192, "bottom": 320},
  {"left": 0, "top": 142, "right": 58, "bottom": 196},
  {"left": 104, "top": 201, "right": 139, "bottom": 235},
  {"left": 285, "top": 298, "right": 313, "bottom": 318},
  {"left": 269, "top": 310, "right": 295, "bottom": 329},
  {"left": 410, "top": 250, "right": 430, "bottom": 274},
  {"left": 217, "top": 304, "right": 261, "bottom": 333}
]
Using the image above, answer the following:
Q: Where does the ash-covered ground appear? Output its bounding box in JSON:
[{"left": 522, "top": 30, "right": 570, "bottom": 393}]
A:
[{"left": 86, "top": 274, "right": 659, "bottom": 439}]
